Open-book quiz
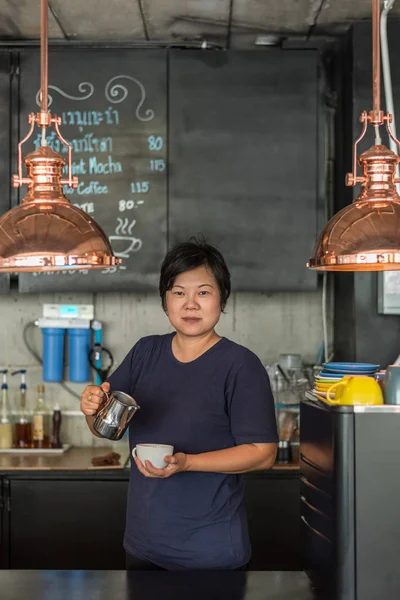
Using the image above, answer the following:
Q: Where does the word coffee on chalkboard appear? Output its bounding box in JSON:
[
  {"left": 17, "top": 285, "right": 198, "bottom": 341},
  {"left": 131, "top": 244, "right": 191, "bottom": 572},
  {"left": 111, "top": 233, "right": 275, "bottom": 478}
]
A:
[{"left": 18, "top": 50, "right": 167, "bottom": 293}]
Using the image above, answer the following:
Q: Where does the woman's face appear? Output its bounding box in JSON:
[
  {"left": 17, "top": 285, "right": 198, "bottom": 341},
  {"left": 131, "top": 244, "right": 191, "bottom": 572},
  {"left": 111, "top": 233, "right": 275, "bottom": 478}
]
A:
[{"left": 165, "top": 266, "right": 222, "bottom": 337}]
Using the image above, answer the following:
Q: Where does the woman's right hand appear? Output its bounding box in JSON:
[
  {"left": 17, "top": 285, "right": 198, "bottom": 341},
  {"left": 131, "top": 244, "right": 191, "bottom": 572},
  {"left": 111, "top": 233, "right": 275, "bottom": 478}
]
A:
[{"left": 80, "top": 382, "right": 110, "bottom": 416}]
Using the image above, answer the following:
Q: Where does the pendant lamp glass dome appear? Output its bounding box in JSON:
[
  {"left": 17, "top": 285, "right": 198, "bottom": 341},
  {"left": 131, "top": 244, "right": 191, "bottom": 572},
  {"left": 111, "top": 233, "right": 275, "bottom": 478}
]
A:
[
  {"left": 0, "top": 0, "right": 120, "bottom": 273},
  {"left": 308, "top": 145, "right": 400, "bottom": 271},
  {"left": 308, "top": 0, "right": 400, "bottom": 272},
  {"left": 0, "top": 147, "right": 120, "bottom": 272}
]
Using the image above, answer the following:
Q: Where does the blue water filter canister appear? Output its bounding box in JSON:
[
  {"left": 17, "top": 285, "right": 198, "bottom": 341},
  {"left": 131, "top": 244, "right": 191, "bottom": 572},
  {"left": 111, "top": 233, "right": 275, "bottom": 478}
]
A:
[
  {"left": 42, "top": 328, "right": 66, "bottom": 382},
  {"left": 68, "top": 328, "right": 91, "bottom": 383}
]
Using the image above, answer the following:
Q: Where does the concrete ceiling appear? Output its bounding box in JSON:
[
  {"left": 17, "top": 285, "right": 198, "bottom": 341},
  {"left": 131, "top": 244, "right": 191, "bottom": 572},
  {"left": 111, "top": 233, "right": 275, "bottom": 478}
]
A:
[{"left": 0, "top": 0, "right": 399, "bottom": 48}]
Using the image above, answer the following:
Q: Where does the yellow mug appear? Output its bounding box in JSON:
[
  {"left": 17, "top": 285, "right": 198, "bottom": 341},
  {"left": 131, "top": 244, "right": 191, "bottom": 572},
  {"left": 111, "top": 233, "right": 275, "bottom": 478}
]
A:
[{"left": 315, "top": 375, "right": 383, "bottom": 406}]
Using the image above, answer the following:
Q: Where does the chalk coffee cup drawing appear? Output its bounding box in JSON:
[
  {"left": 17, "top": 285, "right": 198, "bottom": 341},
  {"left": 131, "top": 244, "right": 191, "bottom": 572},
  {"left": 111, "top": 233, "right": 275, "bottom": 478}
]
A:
[{"left": 132, "top": 444, "right": 174, "bottom": 469}]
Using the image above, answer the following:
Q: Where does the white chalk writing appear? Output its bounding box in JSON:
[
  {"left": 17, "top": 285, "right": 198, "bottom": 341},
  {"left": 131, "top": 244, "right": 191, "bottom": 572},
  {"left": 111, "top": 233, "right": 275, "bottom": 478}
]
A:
[{"left": 33, "top": 131, "right": 113, "bottom": 154}]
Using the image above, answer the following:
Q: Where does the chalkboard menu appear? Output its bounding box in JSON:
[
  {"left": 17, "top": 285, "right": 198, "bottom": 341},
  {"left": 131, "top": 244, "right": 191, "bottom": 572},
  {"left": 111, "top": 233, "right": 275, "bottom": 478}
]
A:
[
  {"left": 18, "top": 49, "right": 167, "bottom": 292},
  {"left": 0, "top": 52, "right": 11, "bottom": 293},
  {"left": 12, "top": 47, "right": 322, "bottom": 294}
]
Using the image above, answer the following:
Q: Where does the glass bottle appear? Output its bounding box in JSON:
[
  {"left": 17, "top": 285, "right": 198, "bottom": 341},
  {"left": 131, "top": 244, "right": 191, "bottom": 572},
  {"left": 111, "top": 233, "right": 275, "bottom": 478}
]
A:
[
  {"left": 32, "top": 384, "right": 51, "bottom": 449},
  {"left": 13, "top": 369, "right": 32, "bottom": 449},
  {"left": 0, "top": 369, "right": 13, "bottom": 449},
  {"left": 51, "top": 403, "right": 62, "bottom": 449}
]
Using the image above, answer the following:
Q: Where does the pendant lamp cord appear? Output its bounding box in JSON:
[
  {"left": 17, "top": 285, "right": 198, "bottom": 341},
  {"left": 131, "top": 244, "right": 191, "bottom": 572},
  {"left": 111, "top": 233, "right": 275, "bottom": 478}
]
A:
[
  {"left": 40, "top": 0, "right": 48, "bottom": 147},
  {"left": 372, "top": 0, "right": 382, "bottom": 144},
  {"left": 372, "top": 0, "right": 381, "bottom": 115},
  {"left": 381, "top": 0, "right": 400, "bottom": 190}
]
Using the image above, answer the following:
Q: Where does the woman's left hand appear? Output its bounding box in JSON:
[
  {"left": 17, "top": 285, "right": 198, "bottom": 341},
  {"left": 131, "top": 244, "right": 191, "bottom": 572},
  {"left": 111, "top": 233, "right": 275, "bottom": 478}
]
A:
[{"left": 134, "top": 453, "right": 190, "bottom": 478}]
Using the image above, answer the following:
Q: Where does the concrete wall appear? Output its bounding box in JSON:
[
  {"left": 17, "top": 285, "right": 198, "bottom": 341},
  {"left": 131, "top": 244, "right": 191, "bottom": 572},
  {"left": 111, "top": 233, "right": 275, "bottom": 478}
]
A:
[{"left": 0, "top": 288, "right": 327, "bottom": 448}]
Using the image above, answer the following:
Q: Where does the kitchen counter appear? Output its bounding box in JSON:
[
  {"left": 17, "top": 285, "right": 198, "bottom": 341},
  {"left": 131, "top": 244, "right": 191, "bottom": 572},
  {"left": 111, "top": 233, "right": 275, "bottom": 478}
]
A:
[
  {"left": 0, "top": 446, "right": 130, "bottom": 471},
  {"left": 0, "top": 452, "right": 300, "bottom": 571},
  {"left": 0, "top": 570, "right": 316, "bottom": 600},
  {"left": 0, "top": 445, "right": 298, "bottom": 473}
]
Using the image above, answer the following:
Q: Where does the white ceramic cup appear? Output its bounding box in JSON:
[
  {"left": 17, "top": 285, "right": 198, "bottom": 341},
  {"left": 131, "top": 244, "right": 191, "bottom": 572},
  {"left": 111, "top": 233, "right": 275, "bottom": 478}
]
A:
[{"left": 132, "top": 443, "right": 174, "bottom": 469}]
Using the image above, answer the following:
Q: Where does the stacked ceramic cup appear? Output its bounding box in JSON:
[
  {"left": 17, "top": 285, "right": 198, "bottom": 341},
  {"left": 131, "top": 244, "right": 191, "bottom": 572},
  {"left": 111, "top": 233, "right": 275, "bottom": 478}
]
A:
[{"left": 313, "top": 362, "right": 380, "bottom": 400}]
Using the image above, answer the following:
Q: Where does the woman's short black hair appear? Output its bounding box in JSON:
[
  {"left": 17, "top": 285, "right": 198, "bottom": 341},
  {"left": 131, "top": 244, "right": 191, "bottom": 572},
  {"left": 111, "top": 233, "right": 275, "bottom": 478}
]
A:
[{"left": 159, "top": 236, "right": 231, "bottom": 311}]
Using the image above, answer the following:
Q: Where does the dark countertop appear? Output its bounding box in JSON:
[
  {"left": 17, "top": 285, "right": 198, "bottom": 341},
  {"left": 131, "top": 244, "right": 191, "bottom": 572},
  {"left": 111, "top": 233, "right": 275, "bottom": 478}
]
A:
[
  {"left": 0, "top": 447, "right": 299, "bottom": 478},
  {"left": 0, "top": 570, "right": 316, "bottom": 600}
]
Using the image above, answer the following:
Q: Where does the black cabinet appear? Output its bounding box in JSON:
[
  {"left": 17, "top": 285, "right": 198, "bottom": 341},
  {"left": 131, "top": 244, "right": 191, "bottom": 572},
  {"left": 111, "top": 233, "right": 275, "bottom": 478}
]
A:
[
  {"left": 0, "top": 478, "right": 9, "bottom": 568},
  {"left": 4, "top": 476, "right": 129, "bottom": 569},
  {"left": 301, "top": 397, "right": 400, "bottom": 600},
  {"left": 245, "top": 472, "right": 300, "bottom": 570},
  {"left": 0, "top": 469, "right": 300, "bottom": 570}
]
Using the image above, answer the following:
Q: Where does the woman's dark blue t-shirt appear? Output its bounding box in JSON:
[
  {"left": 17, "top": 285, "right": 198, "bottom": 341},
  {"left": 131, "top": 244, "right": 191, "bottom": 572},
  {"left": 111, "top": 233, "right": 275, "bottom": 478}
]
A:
[{"left": 107, "top": 333, "right": 278, "bottom": 570}]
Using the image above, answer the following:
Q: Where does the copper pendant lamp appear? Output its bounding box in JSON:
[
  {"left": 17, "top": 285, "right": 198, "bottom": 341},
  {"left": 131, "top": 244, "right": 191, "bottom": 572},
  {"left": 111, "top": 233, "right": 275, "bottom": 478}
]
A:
[
  {"left": 0, "top": 0, "right": 121, "bottom": 273},
  {"left": 308, "top": 0, "right": 400, "bottom": 271}
]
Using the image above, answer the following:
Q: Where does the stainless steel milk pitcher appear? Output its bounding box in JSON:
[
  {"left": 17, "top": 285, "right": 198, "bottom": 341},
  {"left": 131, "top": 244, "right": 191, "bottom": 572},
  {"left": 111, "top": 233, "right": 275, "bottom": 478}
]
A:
[{"left": 93, "top": 390, "right": 140, "bottom": 440}]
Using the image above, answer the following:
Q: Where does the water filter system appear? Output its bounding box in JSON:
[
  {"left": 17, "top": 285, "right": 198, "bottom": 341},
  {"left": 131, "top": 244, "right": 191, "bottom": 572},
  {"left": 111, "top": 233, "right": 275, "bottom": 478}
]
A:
[{"left": 38, "top": 304, "right": 101, "bottom": 384}]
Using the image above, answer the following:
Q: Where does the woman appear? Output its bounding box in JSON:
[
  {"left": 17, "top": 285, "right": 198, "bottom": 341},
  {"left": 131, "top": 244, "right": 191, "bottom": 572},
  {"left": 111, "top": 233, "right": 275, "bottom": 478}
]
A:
[{"left": 80, "top": 238, "right": 278, "bottom": 571}]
